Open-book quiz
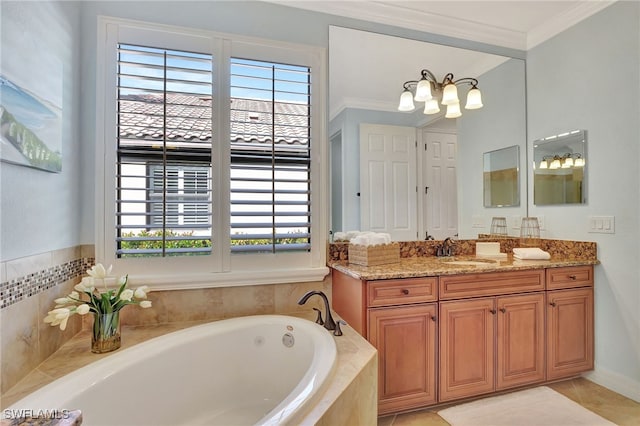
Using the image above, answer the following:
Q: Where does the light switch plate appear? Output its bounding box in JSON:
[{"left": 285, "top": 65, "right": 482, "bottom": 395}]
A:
[{"left": 588, "top": 216, "right": 615, "bottom": 234}]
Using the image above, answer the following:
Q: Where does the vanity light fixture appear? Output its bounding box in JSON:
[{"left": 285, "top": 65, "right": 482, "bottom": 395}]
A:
[
  {"left": 539, "top": 153, "right": 585, "bottom": 170},
  {"left": 397, "top": 69, "right": 483, "bottom": 118}
]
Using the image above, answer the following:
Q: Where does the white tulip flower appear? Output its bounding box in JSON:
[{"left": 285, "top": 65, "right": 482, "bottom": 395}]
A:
[
  {"left": 117, "top": 276, "right": 127, "bottom": 286},
  {"left": 134, "top": 286, "right": 149, "bottom": 299},
  {"left": 44, "top": 308, "right": 71, "bottom": 330},
  {"left": 119, "top": 289, "right": 134, "bottom": 301},
  {"left": 74, "top": 277, "right": 95, "bottom": 293},
  {"left": 87, "top": 263, "right": 113, "bottom": 279},
  {"left": 75, "top": 304, "right": 91, "bottom": 315},
  {"left": 140, "top": 300, "right": 152, "bottom": 308},
  {"left": 54, "top": 297, "right": 71, "bottom": 305}
]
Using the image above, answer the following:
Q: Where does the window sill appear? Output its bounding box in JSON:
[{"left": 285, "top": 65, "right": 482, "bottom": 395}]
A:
[{"left": 127, "top": 266, "right": 331, "bottom": 290}]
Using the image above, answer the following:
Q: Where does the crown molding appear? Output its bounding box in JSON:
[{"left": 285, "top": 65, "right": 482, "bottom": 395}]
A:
[
  {"left": 272, "top": 1, "right": 527, "bottom": 50},
  {"left": 269, "top": 1, "right": 618, "bottom": 53},
  {"left": 330, "top": 97, "right": 398, "bottom": 121},
  {"left": 527, "top": 1, "right": 616, "bottom": 49}
]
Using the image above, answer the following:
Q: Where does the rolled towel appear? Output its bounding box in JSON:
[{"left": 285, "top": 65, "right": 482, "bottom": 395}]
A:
[
  {"left": 333, "top": 231, "right": 347, "bottom": 242},
  {"left": 351, "top": 235, "right": 371, "bottom": 245},
  {"left": 513, "top": 247, "right": 550, "bottom": 260}
]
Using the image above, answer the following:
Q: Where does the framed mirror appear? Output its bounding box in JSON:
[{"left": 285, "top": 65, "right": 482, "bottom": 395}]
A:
[
  {"left": 483, "top": 145, "right": 520, "bottom": 207},
  {"left": 533, "top": 130, "right": 587, "bottom": 205}
]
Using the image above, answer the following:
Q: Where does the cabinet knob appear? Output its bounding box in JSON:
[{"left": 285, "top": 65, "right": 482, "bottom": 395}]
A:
[
  {"left": 489, "top": 309, "right": 497, "bottom": 315},
  {"left": 549, "top": 302, "right": 557, "bottom": 307},
  {"left": 569, "top": 275, "right": 577, "bottom": 280},
  {"left": 499, "top": 308, "right": 506, "bottom": 313},
  {"left": 431, "top": 315, "right": 437, "bottom": 322},
  {"left": 402, "top": 289, "right": 410, "bottom": 295}
]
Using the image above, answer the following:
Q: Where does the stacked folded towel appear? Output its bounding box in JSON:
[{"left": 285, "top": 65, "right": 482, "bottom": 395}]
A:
[{"left": 513, "top": 247, "right": 551, "bottom": 260}]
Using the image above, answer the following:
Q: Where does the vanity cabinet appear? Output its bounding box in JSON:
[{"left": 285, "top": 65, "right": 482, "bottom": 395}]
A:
[
  {"left": 331, "top": 263, "right": 594, "bottom": 414},
  {"left": 331, "top": 270, "right": 438, "bottom": 415},
  {"left": 439, "top": 292, "right": 545, "bottom": 402},
  {"left": 368, "top": 303, "right": 437, "bottom": 414},
  {"left": 546, "top": 266, "right": 594, "bottom": 380}
]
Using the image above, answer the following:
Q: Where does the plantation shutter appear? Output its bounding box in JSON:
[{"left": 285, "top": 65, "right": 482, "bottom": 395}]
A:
[
  {"left": 116, "top": 44, "right": 213, "bottom": 258},
  {"left": 229, "top": 58, "right": 312, "bottom": 253}
]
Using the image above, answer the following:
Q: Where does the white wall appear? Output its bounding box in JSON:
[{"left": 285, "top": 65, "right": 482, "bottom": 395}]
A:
[
  {"left": 457, "top": 58, "right": 528, "bottom": 238},
  {"left": 527, "top": 1, "right": 640, "bottom": 400},
  {"left": 0, "top": 1, "right": 82, "bottom": 261}
]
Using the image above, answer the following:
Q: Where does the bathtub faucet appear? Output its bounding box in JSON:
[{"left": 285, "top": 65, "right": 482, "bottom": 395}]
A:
[{"left": 298, "top": 291, "right": 337, "bottom": 331}]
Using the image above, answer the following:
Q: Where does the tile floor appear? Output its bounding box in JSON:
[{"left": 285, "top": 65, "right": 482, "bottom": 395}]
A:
[{"left": 378, "top": 378, "right": 640, "bottom": 426}]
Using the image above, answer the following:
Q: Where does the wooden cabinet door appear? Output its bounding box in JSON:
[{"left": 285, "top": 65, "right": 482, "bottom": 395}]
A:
[
  {"left": 439, "top": 298, "right": 495, "bottom": 402},
  {"left": 368, "top": 304, "right": 437, "bottom": 415},
  {"left": 496, "top": 293, "right": 545, "bottom": 390},
  {"left": 547, "top": 288, "right": 594, "bottom": 380}
]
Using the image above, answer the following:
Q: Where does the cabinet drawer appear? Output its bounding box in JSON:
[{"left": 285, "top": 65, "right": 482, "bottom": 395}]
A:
[
  {"left": 368, "top": 277, "right": 438, "bottom": 307},
  {"left": 439, "top": 270, "right": 545, "bottom": 300},
  {"left": 546, "top": 266, "right": 593, "bottom": 290}
]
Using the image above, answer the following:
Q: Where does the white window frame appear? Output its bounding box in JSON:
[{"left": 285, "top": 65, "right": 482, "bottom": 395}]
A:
[{"left": 95, "top": 16, "right": 328, "bottom": 289}]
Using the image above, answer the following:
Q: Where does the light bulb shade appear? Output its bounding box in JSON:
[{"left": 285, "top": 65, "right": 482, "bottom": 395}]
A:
[
  {"left": 539, "top": 160, "right": 548, "bottom": 169},
  {"left": 445, "top": 102, "right": 462, "bottom": 118},
  {"left": 423, "top": 98, "right": 440, "bottom": 115},
  {"left": 398, "top": 90, "right": 415, "bottom": 112},
  {"left": 414, "top": 79, "right": 433, "bottom": 102},
  {"left": 465, "top": 87, "right": 483, "bottom": 109},
  {"left": 574, "top": 157, "right": 585, "bottom": 167},
  {"left": 441, "top": 83, "right": 459, "bottom": 105},
  {"left": 563, "top": 157, "right": 574, "bottom": 167},
  {"left": 550, "top": 159, "right": 561, "bottom": 169}
]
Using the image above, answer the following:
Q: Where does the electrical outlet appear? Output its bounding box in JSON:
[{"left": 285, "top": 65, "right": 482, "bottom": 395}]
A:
[
  {"left": 472, "top": 215, "right": 485, "bottom": 228},
  {"left": 588, "top": 216, "right": 615, "bottom": 234}
]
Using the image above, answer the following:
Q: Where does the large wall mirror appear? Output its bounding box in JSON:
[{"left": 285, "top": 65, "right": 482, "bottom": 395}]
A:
[
  {"left": 533, "top": 130, "right": 587, "bottom": 205},
  {"left": 483, "top": 145, "right": 520, "bottom": 207},
  {"left": 329, "top": 26, "right": 527, "bottom": 240}
]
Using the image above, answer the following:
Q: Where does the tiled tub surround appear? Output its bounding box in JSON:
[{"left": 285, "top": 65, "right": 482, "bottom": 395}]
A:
[
  {"left": 0, "top": 246, "right": 95, "bottom": 394},
  {"left": 2, "top": 311, "right": 378, "bottom": 425}
]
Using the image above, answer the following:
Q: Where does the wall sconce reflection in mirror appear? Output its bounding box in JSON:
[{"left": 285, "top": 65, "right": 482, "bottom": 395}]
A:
[
  {"left": 533, "top": 130, "right": 587, "bottom": 205},
  {"left": 398, "top": 69, "right": 482, "bottom": 118},
  {"left": 538, "top": 153, "right": 585, "bottom": 170}
]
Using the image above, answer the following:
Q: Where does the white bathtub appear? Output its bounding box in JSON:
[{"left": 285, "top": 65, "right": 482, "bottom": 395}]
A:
[{"left": 8, "top": 315, "right": 337, "bottom": 425}]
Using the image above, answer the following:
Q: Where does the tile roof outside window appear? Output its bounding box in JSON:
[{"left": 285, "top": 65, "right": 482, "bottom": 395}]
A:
[{"left": 118, "top": 94, "right": 309, "bottom": 146}]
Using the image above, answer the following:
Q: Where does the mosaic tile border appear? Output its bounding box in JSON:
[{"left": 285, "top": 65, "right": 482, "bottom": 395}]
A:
[{"left": 0, "top": 257, "right": 95, "bottom": 310}]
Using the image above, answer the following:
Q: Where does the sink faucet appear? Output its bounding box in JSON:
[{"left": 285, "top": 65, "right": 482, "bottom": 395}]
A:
[
  {"left": 437, "top": 237, "right": 456, "bottom": 257},
  {"left": 298, "top": 290, "right": 336, "bottom": 331}
]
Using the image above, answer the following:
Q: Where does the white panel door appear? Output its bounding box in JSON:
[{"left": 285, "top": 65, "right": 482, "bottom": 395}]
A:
[
  {"left": 422, "top": 131, "right": 458, "bottom": 240},
  {"left": 360, "top": 124, "right": 417, "bottom": 240}
]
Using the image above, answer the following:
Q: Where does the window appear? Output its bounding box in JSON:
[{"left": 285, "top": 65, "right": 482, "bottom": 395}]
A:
[
  {"left": 229, "top": 58, "right": 311, "bottom": 253},
  {"left": 97, "top": 18, "right": 327, "bottom": 287},
  {"left": 117, "top": 44, "right": 213, "bottom": 258}
]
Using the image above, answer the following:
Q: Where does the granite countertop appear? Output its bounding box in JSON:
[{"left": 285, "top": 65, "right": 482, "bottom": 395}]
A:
[{"left": 329, "top": 254, "right": 599, "bottom": 281}]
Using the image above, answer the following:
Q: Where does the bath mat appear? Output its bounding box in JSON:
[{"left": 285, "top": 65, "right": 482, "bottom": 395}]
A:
[{"left": 437, "top": 386, "right": 616, "bottom": 426}]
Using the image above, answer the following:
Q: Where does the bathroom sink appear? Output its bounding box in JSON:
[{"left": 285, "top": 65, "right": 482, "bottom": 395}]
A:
[{"left": 440, "top": 258, "right": 498, "bottom": 267}]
